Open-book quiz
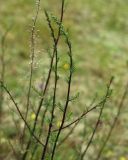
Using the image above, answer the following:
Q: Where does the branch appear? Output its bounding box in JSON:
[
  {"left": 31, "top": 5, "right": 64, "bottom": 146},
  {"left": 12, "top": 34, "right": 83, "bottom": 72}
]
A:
[
  {"left": 51, "top": 19, "right": 73, "bottom": 160},
  {"left": 53, "top": 97, "right": 108, "bottom": 132},
  {"left": 22, "top": 0, "right": 41, "bottom": 138},
  {"left": 0, "top": 81, "right": 44, "bottom": 147},
  {"left": 23, "top": 1, "right": 66, "bottom": 160},
  {"left": 57, "top": 94, "right": 98, "bottom": 147},
  {"left": 95, "top": 82, "right": 128, "bottom": 160},
  {"left": 80, "top": 77, "right": 114, "bottom": 160},
  {"left": 41, "top": 1, "right": 65, "bottom": 159}
]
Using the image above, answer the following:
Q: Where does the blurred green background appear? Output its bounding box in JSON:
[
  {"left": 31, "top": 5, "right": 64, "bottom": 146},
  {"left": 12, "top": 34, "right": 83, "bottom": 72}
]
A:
[{"left": 0, "top": 0, "right": 128, "bottom": 160}]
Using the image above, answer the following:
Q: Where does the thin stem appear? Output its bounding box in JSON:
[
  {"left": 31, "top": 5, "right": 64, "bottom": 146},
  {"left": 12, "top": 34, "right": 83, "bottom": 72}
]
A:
[
  {"left": 23, "top": 1, "right": 65, "bottom": 159},
  {"left": 57, "top": 94, "right": 98, "bottom": 147},
  {"left": 52, "top": 100, "right": 105, "bottom": 132},
  {"left": 57, "top": 120, "right": 79, "bottom": 147},
  {"left": 41, "top": 1, "right": 65, "bottom": 159},
  {"left": 51, "top": 34, "right": 73, "bottom": 160},
  {"left": 30, "top": 108, "right": 47, "bottom": 160},
  {"left": 0, "top": 81, "right": 44, "bottom": 147},
  {"left": 95, "top": 82, "right": 128, "bottom": 160},
  {"left": 22, "top": 0, "right": 41, "bottom": 138},
  {"left": 41, "top": 45, "right": 58, "bottom": 159},
  {"left": 80, "top": 77, "right": 114, "bottom": 160},
  {"left": 22, "top": 14, "right": 56, "bottom": 160}
]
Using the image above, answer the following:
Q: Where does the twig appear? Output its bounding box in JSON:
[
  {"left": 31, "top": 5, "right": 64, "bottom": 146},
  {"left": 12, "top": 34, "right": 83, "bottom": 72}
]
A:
[
  {"left": 58, "top": 120, "right": 78, "bottom": 147},
  {"left": 51, "top": 25, "right": 73, "bottom": 160},
  {"left": 57, "top": 94, "right": 98, "bottom": 147},
  {"left": 80, "top": 77, "right": 114, "bottom": 160},
  {"left": 40, "top": 1, "right": 65, "bottom": 160},
  {"left": 95, "top": 82, "right": 128, "bottom": 160},
  {"left": 22, "top": 1, "right": 65, "bottom": 159},
  {"left": 53, "top": 97, "right": 108, "bottom": 132},
  {"left": 30, "top": 107, "right": 47, "bottom": 160},
  {"left": 22, "top": 0, "right": 41, "bottom": 139},
  {"left": 0, "top": 81, "right": 44, "bottom": 147}
]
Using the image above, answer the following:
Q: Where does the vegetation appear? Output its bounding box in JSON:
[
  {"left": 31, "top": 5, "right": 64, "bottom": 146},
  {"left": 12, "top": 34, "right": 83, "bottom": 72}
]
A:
[{"left": 0, "top": 0, "right": 128, "bottom": 160}]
